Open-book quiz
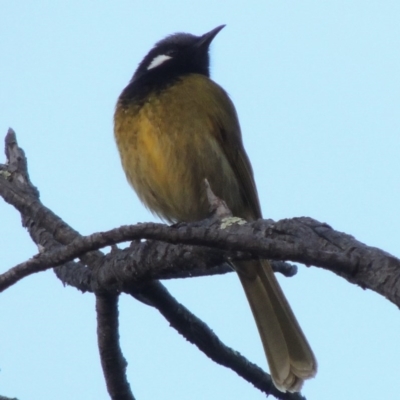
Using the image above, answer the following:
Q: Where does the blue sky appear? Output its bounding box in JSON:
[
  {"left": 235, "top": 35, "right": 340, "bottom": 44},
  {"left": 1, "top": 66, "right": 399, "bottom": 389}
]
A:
[{"left": 1, "top": 1, "right": 400, "bottom": 399}]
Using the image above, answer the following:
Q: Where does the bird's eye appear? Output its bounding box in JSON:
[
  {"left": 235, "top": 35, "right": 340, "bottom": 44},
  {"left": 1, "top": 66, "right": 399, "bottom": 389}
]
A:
[
  {"left": 165, "top": 49, "right": 177, "bottom": 57},
  {"left": 147, "top": 54, "right": 173, "bottom": 70}
]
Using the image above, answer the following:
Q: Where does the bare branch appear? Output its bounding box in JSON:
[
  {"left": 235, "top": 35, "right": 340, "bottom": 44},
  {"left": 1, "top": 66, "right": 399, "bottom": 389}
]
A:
[
  {"left": 96, "top": 294, "right": 135, "bottom": 400},
  {"left": 135, "top": 281, "right": 306, "bottom": 400},
  {"left": 1, "top": 130, "right": 286, "bottom": 399},
  {"left": 1, "top": 213, "right": 399, "bottom": 307}
]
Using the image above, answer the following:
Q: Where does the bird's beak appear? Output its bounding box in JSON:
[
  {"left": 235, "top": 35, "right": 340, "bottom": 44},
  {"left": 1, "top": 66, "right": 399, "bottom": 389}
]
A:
[{"left": 196, "top": 25, "right": 226, "bottom": 49}]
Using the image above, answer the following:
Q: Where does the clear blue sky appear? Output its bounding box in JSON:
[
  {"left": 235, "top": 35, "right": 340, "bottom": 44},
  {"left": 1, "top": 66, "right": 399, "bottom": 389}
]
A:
[{"left": 1, "top": 1, "right": 400, "bottom": 399}]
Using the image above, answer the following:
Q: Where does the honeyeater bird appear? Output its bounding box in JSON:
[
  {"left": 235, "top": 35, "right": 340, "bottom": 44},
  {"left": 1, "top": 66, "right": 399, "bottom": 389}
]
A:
[{"left": 114, "top": 25, "right": 317, "bottom": 392}]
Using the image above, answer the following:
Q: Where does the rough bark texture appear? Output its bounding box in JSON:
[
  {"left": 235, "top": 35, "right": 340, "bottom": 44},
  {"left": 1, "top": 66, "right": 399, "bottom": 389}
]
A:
[
  {"left": 2, "top": 129, "right": 400, "bottom": 399},
  {"left": 1, "top": 129, "right": 309, "bottom": 400}
]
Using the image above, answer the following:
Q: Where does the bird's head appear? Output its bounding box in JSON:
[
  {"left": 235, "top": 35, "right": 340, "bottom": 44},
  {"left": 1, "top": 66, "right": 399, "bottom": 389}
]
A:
[{"left": 132, "top": 25, "right": 225, "bottom": 84}]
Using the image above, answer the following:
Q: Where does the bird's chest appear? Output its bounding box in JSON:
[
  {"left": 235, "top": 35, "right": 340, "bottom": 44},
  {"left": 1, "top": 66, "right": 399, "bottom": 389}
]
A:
[{"left": 115, "top": 96, "right": 229, "bottom": 222}]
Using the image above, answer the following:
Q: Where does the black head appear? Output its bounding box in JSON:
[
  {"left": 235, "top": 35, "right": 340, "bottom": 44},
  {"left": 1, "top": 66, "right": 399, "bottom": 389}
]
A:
[
  {"left": 133, "top": 25, "right": 225, "bottom": 82},
  {"left": 119, "top": 25, "right": 225, "bottom": 104}
]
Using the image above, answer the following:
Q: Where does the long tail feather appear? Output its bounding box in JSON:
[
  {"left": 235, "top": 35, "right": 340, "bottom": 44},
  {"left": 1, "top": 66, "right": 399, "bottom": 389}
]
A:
[{"left": 236, "top": 260, "right": 317, "bottom": 392}]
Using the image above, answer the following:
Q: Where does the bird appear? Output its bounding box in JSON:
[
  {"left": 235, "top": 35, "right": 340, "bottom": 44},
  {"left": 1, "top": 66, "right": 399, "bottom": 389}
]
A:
[{"left": 113, "top": 25, "right": 317, "bottom": 392}]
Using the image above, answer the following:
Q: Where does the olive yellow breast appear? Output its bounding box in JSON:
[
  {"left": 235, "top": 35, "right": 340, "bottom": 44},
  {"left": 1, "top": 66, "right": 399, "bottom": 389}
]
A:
[{"left": 114, "top": 74, "right": 245, "bottom": 222}]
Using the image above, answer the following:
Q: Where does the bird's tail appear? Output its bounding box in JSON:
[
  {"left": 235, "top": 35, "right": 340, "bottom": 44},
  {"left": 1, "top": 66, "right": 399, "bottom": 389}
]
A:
[{"left": 236, "top": 259, "right": 317, "bottom": 392}]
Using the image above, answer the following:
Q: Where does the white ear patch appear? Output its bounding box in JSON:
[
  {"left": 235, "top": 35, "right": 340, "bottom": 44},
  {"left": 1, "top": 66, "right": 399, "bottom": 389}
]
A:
[{"left": 147, "top": 54, "right": 173, "bottom": 70}]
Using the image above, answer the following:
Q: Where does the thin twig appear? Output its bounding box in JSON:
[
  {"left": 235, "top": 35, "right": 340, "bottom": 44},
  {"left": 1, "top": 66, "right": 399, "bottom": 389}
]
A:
[
  {"left": 96, "top": 294, "right": 135, "bottom": 400},
  {"left": 134, "top": 281, "right": 306, "bottom": 400}
]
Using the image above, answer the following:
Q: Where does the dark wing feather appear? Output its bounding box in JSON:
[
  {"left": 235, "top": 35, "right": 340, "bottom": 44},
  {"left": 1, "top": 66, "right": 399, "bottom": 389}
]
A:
[{"left": 209, "top": 83, "right": 262, "bottom": 220}]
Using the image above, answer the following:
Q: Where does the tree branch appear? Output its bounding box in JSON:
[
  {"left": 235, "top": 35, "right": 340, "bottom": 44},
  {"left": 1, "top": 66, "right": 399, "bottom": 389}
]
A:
[
  {"left": 1, "top": 129, "right": 294, "bottom": 399},
  {"left": 134, "top": 281, "right": 306, "bottom": 400},
  {"left": 1, "top": 205, "right": 399, "bottom": 307},
  {"left": 96, "top": 293, "right": 135, "bottom": 400}
]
